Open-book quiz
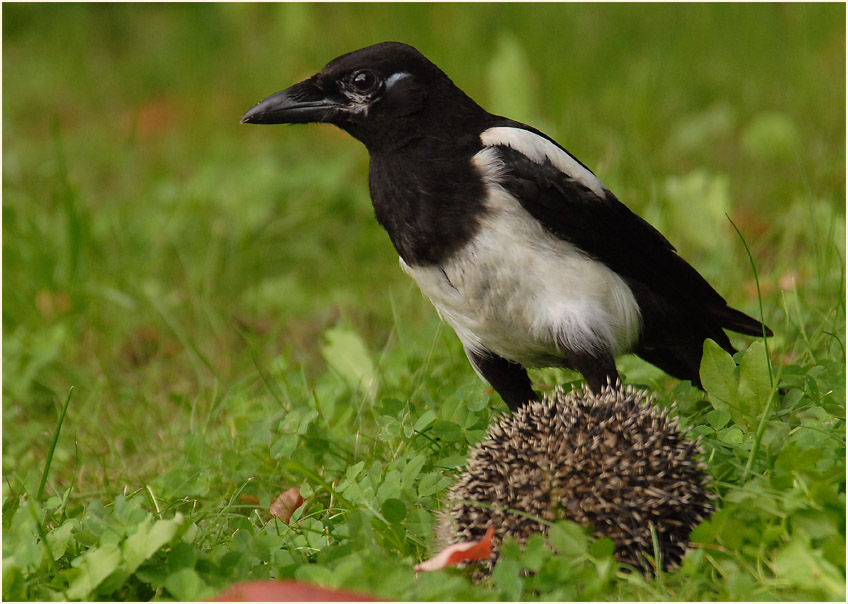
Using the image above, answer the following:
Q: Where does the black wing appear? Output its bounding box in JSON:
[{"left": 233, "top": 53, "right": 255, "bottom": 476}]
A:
[{"left": 488, "top": 133, "right": 770, "bottom": 375}]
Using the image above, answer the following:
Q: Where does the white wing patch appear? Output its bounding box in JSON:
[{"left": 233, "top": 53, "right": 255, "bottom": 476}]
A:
[{"left": 479, "top": 126, "right": 606, "bottom": 198}]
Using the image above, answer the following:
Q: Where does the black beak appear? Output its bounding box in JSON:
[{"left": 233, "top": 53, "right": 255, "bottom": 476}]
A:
[{"left": 240, "top": 79, "right": 343, "bottom": 125}]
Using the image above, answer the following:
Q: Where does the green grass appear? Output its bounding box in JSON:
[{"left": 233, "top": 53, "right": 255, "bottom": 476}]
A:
[{"left": 3, "top": 3, "right": 845, "bottom": 601}]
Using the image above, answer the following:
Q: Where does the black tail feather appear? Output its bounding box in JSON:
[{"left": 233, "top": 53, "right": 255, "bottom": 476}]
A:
[{"left": 714, "top": 304, "right": 773, "bottom": 338}]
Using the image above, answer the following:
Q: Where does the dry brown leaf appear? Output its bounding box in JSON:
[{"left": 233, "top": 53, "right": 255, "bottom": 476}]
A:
[{"left": 269, "top": 486, "right": 304, "bottom": 522}]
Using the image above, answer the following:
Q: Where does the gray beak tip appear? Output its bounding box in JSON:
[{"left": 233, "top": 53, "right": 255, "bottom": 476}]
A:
[{"left": 240, "top": 103, "right": 265, "bottom": 124}]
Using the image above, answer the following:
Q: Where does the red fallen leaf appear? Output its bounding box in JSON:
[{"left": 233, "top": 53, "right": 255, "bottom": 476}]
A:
[
  {"left": 209, "top": 579, "right": 380, "bottom": 601},
  {"left": 414, "top": 526, "right": 495, "bottom": 572},
  {"left": 269, "top": 486, "right": 304, "bottom": 522}
]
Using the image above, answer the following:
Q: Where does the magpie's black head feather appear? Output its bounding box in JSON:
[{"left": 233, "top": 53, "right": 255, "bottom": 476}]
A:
[{"left": 242, "top": 42, "right": 488, "bottom": 152}]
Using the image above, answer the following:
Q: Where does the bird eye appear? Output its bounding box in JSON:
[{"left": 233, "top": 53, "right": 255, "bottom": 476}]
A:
[{"left": 350, "top": 70, "right": 380, "bottom": 94}]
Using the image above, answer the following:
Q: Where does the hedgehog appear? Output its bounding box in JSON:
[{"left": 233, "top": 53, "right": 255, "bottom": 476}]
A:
[{"left": 436, "top": 383, "right": 714, "bottom": 576}]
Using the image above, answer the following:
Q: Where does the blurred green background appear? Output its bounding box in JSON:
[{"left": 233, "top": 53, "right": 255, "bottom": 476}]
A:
[
  {"left": 3, "top": 0, "right": 844, "bottom": 513},
  {"left": 2, "top": 3, "right": 845, "bottom": 600}
]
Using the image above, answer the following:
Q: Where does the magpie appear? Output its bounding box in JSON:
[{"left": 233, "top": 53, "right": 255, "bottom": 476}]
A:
[{"left": 241, "top": 41, "right": 772, "bottom": 411}]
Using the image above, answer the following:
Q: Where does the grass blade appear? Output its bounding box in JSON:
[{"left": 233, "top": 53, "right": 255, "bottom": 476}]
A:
[{"left": 37, "top": 387, "right": 74, "bottom": 502}]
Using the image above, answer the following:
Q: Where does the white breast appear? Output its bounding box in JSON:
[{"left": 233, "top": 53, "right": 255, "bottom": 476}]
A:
[{"left": 400, "top": 131, "right": 642, "bottom": 367}]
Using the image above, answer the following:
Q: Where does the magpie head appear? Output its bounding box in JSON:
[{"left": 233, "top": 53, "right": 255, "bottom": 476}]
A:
[{"left": 241, "top": 41, "right": 486, "bottom": 152}]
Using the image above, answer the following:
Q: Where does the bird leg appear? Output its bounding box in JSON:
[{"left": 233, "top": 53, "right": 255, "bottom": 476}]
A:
[
  {"left": 563, "top": 349, "right": 620, "bottom": 393},
  {"left": 465, "top": 349, "right": 539, "bottom": 412}
]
